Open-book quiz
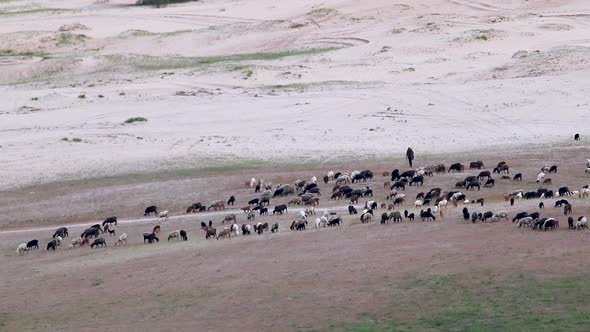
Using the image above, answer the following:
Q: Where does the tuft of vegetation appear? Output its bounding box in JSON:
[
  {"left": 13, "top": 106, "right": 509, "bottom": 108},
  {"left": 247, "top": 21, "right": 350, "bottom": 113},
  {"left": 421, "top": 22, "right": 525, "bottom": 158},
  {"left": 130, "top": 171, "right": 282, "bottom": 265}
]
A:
[
  {"left": 242, "top": 69, "right": 254, "bottom": 79},
  {"left": 390, "top": 28, "right": 405, "bottom": 34},
  {"left": 0, "top": 49, "right": 49, "bottom": 59},
  {"left": 0, "top": 8, "right": 70, "bottom": 16},
  {"left": 307, "top": 8, "right": 337, "bottom": 17},
  {"left": 128, "top": 48, "right": 338, "bottom": 71},
  {"left": 136, "top": 0, "right": 198, "bottom": 8},
  {"left": 57, "top": 33, "right": 88, "bottom": 46},
  {"left": 289, "top": 23, "right": 306, "bottom": 29},
  {"left": 473, "top": 29, "right": 496, "bottom": 41},
  {"left": 124, "top": 117, "right": 148, "bottom": 124},
  {"left": 62, "top": 137, "right": 82, "bottom": 142},
  {"left": 77, "top": 94, "right": 86, "bottom": 99}
]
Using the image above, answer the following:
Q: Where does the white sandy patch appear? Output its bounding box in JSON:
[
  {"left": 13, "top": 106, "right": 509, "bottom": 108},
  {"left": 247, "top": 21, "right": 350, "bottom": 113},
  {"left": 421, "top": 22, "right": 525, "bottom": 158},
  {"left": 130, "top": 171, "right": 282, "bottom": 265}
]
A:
[{"left": 1, "top": 0, "right": 590, "bottom": 189}]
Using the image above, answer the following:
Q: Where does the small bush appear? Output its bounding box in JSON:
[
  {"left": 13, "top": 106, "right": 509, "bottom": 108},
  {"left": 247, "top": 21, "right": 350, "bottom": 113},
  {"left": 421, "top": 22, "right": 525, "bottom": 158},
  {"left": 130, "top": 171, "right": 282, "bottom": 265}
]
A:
[
  {"left": 124, "top": 117, "right": 148, "bottom": 124},
  {"left": 62, "top": 137, "right": 83, "bottom": 142},
  {"left": 289, "top": 23, "right": 306, "bottom": 29},
  {"left": 136, "top": 0, "right": 197, "bottom": 7},
  {"left": 78, "top": 94, "right": 86, "bottom": 99}
]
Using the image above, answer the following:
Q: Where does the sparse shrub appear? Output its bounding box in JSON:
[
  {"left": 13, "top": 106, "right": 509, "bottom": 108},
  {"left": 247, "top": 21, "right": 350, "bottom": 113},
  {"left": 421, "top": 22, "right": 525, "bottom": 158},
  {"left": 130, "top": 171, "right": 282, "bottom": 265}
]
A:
[
  {"left": 136, "top": 0, "right": 197, "bottom": 7},
  {"left": 289, "top": 23, "right": 305, "bottom": 29},
  {"left": 124, "top": 117, "right": 148, "bottom": 124},
  {"left": 62, "top": 137, "right": 83, "bottom": 142}
]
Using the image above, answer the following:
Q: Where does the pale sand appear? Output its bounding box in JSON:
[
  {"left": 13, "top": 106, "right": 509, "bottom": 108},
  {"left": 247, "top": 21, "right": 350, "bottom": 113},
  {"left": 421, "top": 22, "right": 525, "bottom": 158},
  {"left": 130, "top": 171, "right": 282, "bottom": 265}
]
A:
[{"left": 1, "top": 0, "right": 589, "bottom": 189}]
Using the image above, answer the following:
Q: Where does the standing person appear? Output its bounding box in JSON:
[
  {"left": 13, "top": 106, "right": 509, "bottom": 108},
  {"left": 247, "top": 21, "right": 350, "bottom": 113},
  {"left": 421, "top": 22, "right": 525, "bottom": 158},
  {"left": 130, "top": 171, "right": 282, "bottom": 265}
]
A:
[
  {"left": 510, "top": 197, "right": 514, "bottom": 206},
  {"left": 406, "top": 147, "right": 414, "bottom": 167}
]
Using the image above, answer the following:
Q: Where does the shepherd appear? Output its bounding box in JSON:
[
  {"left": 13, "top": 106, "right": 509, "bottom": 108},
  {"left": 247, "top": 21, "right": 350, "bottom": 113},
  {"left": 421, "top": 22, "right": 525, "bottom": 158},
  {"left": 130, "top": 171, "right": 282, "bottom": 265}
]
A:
[{"left": 406, "top": 147, "right": 414, "bottom": 167}]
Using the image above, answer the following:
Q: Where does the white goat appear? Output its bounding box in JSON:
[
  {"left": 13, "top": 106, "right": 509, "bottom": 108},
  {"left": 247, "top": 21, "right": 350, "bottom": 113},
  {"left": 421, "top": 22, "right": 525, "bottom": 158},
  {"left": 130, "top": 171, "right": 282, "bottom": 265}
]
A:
[
  {"left": 576, "top": 217, "right": 588, "bottom": 230},
  {"left": 320, "top": 215, "right": 328, "bottom": 227},
  {"left": 70, "top": 237, "right": 83, "bottom": 247},
  {"left": 231, "top": 223, "right": 239, "bottom": 236},
  {"left": 493, "top": 211, "right": 508, "bottom": 220},
  {"left": 536, "top": 172, "right": 545, "bottom": 183},
  {"left": 327, "top": 171, "right": 335, "bottom": 180},
  {"left": 158, "top": 210, "right": 170, "bottom": 220},
  {"left": 115, "top": 233, "right": 128, "bottom": 245},
  {"left": 16, "top": 243, "right": 27, "bottom": 255}
]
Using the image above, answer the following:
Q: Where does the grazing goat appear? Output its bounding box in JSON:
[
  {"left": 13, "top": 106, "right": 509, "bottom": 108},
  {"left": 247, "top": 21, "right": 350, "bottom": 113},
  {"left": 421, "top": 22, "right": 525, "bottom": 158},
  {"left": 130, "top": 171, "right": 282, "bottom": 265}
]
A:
[
  {"left": 47, "top": 240, "right": 57, "bottom": 251},
  {"left": 231, "top": 224, "right": 239, "bottom": 236},
  {"left": 143, "top": 232, "right": 159, "bottom": 244},
  {"left": 91, "top": 238, "right": 107, "bottom": 248},
  {"left": 217, "top": 229, "right": 232, "bottom": 239},
  {"left": 564, "top": 204, "right": 573, "bottom": 215},
  {"left": 144, "top": 206, "right": 158, "bottom": 216},
  {"left": 70, "top": 237, "right": 83, "bottom": 247},
  {"left": 242, "top": 224, "right": 251, "bottom": 235},
  {"left": 115, "top": 234, "right": 128, "bottom": 245},
  {"left": 271, "top": 223, "right": 279, "bottom": 233},
  {"left": 575, "top": 216, "right": 588, "bottom": 230},
  {"left": 201, "top": 221, "right": 216, "bottom": 239},
  {"left": 168, "top": 230, "right": 181, "bottom": 241},
  {"left": 53, "top": 227, "right": 68, "bottom": 238},
  {"left": 223, "top": 214, "right": 236, "bottom": 224},
  {"left": 517, "top": 217, "right": 533, "bottom": 228},
  {"left": 16, "top": 243, "right": 27, "bottom": 255},
  {"left": 102, "top": 217, "right": 117, "bottom": 226}
]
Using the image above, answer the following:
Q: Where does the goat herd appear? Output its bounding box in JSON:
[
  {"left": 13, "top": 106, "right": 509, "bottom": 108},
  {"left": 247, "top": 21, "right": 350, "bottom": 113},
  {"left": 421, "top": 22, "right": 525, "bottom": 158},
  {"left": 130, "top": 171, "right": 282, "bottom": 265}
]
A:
[{"left": 14, "top": 158, "right": 590, "bottom": 256}]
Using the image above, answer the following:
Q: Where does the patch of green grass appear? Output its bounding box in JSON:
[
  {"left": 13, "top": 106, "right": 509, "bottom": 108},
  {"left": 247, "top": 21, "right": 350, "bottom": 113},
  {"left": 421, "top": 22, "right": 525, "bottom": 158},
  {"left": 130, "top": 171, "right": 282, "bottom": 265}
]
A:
[
  {"left": 307, "top": 8, "right": 337, "bottom": 17},
  {"left": 128, "top": 48, "right": 338, "bottom": 71},
  {"left": 0, "top": 49, "right": 49, "bottom": 59},
  {"left": 329, "top": 274, "right": 590, "bottom": 331},
  {"left": 136, "top": 0, "right": 197, "bottom": 7},
  {"left": 379, "top": 46, "right": 391, "bottom": 53},
  {"left": 242, "top": 69, "right": 253, "bottom": 79},
  {"left": 61, "top": 137, "right": 82, "bottom": 142},
  {"left": 390, "top": 28, "right": 405, "bottom": 34},
  {"left": 473, "top": 29, "right": 496, "bottom": 41},
  {"left": 57, "top": 33, "right": 88, "bottom": 46},
  {"left": 124, "top": 117, "right": 148, "bottom": 124},
  {"left": 289, "top": 23, "right": 306, "bottom": 29},
  {"left": 0, "top": 8, "right": 70, "bottom": 16}
]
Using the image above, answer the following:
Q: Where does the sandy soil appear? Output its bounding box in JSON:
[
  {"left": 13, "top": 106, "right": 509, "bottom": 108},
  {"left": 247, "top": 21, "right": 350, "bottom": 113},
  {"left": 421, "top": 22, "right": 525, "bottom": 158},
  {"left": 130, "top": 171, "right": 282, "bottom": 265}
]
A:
[{"left": 1, "top": 0, "right": 590, "bottom": 189}]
